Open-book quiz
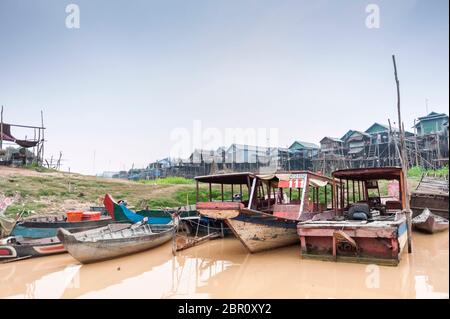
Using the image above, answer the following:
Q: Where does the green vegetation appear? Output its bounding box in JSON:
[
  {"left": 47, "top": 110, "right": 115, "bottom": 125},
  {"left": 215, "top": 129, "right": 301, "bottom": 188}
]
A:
[
  {"left": 407, "top": 166, "right": 449, "bottom": 179},
  {"left": 24, "top": 162, "right": 56, "bottom": 173},
  {"left": 0, "top": 169, "right": 224, "bottom": 217},
  {"left": 139, "top": 176, "right": 195, "bottom": 185}
]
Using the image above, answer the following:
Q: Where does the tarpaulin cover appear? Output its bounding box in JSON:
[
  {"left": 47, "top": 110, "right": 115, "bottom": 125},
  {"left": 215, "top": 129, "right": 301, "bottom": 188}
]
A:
[
  {"left": 15, "top": 140, "right": 39, "bottom": 148},
  {"left": 0, "top": 124, "right": 15, "bottom": 142},
  {"left": 0, "top": 123, "right": 39, "bottom": 148}
]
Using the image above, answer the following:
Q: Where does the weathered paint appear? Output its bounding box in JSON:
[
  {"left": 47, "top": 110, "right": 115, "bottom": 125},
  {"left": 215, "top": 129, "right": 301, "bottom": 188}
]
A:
[
  {"left": 297, "top": 219, "right": 408, "bottom": 266},
  {"left": 11, "top": 226, "right": 58, "bottom": 239},
  {"left": 11, "top": 217, "right": 113, "bottom": 239},
  {"left": 226, "top": 218, "right": 299, "bottom": 253},
  {"left": 32, "top": 244, "right": 65, "bottom": 254},
  {"left": 196, "top": 202, "right": 243, "bottom": 219}
]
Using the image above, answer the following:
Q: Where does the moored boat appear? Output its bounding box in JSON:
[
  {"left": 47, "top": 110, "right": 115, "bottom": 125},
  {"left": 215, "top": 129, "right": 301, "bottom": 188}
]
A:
[
  {"left": 103, "top": 193, "right": 197, "bottom": 224},
  {"left": 0, "top": 236, "right": 64, "bottom": 262},
  {"left": 103, "top": 193, "right": 230, "bottom": 238},
  {"left": 0, "top": 223, "right": 131, "bottom": 262},
  {"left": 412, "top": 208, "right": 449, "bottom": 234},
  {"left": 57, "top": 220, "right": 176, "bottom": 264},
  {"left": 195, "top": 171, "right": 336, "bottom": 253},
  {"left": 297, "top": 167, "right": 409, "bottom": 266},
  {"left": 11, "top": 213, "right": 113, "bottom": 239},
  {"left": 410, "top": 173, "right": 449, "bottom": 219}
]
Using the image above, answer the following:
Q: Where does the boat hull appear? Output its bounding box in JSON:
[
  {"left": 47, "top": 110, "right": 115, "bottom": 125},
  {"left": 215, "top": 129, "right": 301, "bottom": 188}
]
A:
[
  {"left": 58, "top": 224, "right": 175, "bottom": 264},
  {"left": 226, "top": 212, "right": 299, "bottom": 253},
  {"left": 411, "top": 193, "right": 449, "bottom": 219},
  {"left": 11, "top": 217, "right": 113, "bottom": 239},
  {"left": 197, "top": 203, "right": 299, "bottom": 253},
  {"left": 297, "top": 219, "right": 408, "bottom": 266},
  {"left": 0, "top": 237, "right": 65, "bottom": 261},
  {"left": 412, "top": 209, "right": 449, "bottom": 234}
]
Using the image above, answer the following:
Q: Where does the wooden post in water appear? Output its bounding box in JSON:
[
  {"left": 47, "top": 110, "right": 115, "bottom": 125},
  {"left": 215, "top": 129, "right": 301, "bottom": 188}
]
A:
[{"left": 392, "top": 54, "right": 412, "bottom": 254}]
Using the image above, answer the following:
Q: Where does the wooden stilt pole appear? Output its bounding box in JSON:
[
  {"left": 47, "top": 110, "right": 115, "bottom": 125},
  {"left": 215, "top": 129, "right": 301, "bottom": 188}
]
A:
[
  {"left": 0, "top": 105, "right": 3, "bottom": 151},
  {"left": 41, "top": 110, "right": 45, "bottom": 164},
  {"left": 392, "top": 54, "right": 412, "bottom": 254}
]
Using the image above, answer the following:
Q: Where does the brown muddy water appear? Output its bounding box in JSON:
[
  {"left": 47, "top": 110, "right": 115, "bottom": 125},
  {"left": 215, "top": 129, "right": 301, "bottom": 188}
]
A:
[{"left": 0, "top": 231, "right": 448, "bottom": 299}]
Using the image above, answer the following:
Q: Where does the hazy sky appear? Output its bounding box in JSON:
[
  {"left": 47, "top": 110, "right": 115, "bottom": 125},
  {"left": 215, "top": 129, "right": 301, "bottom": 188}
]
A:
[{"left": 0, "top": 0, "right": 448, "bottom": 174}]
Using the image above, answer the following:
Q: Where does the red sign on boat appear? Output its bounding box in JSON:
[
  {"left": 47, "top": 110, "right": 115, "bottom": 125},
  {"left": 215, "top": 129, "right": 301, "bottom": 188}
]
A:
[{"left": 278, "top": 174, "right": 307, "bottom": 188}]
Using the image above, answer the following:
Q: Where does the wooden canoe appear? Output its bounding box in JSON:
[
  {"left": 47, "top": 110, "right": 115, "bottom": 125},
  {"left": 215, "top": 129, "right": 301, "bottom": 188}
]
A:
[
  {"left": 410, "top": 174, "right": 449, "bottom": 219},
  {"left": 0, "top": 223, "right": 131, "bottom": 262},
  {"left": 412, "top": 208, "right": 449, "bottom": 234},
  {"left": 11, "top": 215, "right": 113, "bottom": 239},
  {"left": 57, "top": 223, "right": 176, "bottom": 264}
]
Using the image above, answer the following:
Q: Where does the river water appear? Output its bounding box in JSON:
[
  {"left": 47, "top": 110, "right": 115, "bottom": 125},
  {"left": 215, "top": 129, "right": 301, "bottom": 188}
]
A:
[{"left": 0, "top": 231, "right": 448, "bottom": 299}]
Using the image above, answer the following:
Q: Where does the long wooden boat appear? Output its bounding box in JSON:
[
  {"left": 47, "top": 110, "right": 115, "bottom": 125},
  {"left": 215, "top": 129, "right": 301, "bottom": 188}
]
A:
[
  {"left": 195, "top": 171, "right": 336, "bottom": 253},
  {"left": 410, "top": 173, "right": 449, "bottom": 219},
  {"left": 57, "top": 222, "right": 176, "bottom": 264},
  {"left": 412, "top": 208, "right": 449, "bottom": 234},
  {"left": 103, "top": 193, "right": 232, "bottom": 238},
  {"left": 0, "top": 223, "right": 131, "bottom": 262},
  {"left": 0, "top": 236, "right": 64, "bottom": 262},
  {"left": 297, "top": 167, "right": 409, "bottom": 266},
  {"left": 10, "top": 214, "right": 113, "bottom": 239},
  {"left": 103, "top": 193, "right": 197, "bottom": 224}
]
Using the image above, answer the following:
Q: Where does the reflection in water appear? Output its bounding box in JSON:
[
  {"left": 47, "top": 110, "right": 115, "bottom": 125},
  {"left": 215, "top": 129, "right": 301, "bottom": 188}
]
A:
[{"left": 0, "top": 232, "right": 448, "bottom": 299}]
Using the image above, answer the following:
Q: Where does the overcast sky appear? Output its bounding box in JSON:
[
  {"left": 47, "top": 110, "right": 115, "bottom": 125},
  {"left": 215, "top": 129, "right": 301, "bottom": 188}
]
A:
[{"left": 0, "top": 0, "right": 448, "bottom": 174}]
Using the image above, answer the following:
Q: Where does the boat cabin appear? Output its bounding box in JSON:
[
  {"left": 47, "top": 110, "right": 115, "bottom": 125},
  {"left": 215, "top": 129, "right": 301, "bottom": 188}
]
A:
[
  {"left": 332, "top": 167, "right": 407, "bottom": 217},
  {"left": 195, "top": 171, "right": 336, "bottom": 221},
  {"left": 297, "top": 167, "right": 409, "bottom": 265}
]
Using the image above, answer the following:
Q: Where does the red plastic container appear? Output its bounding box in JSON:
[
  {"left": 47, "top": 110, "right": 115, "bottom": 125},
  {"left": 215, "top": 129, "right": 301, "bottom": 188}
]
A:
[
  {"left": 66, "top": 211, "right": 84, "bottom": 222},
  {"left": 82, "top": 211, "right": 102, "bottom": 221}
]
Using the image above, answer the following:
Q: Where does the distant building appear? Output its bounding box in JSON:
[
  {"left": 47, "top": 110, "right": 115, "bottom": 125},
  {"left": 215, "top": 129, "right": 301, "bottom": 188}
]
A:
[
  {"left": 340, "top": 130, "right": 356, "bottom": 143},
  {"left": 99, "top": 171, "right": 119, "bottom": 178},
  {"left": 189, "top": 149, "right": 217, "bottom": 164},
  {"left": 319, "top": 137, "right": 344, "bottom": 155},
  {"left": 344, "top": 131, "right": 371, "bottom": 157},
  {"left": 414, "top": 112, "right": 449, "bottom": 136},
  {"left": 225, "top": 144, "right": 270, "bottom": 164},
  {"left": 288, "top": 140, "right": 320, "bottom": 158}
]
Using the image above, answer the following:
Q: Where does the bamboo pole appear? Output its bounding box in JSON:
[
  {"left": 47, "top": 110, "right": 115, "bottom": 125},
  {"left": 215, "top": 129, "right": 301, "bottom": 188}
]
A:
[
  {"left": 414, "top": 119, "right": 420, "bottom": 166},
  {"left": 392, "top": 54, "right": 412, "bottom": 254},
  {"left": 41, "top": 110, "right": 45, "bottom": 164},
  {"left": 0, "top": 105, "right": 3, "bottom": 150}
]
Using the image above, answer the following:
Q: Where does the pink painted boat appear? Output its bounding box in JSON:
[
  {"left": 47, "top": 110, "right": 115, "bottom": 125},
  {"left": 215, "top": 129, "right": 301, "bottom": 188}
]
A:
[
  {"left": 297, "top": 167, "right": 409, "bottom": 266},
  {"left": 195, "top": 171, "right": 336, "bottom": 253}
]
